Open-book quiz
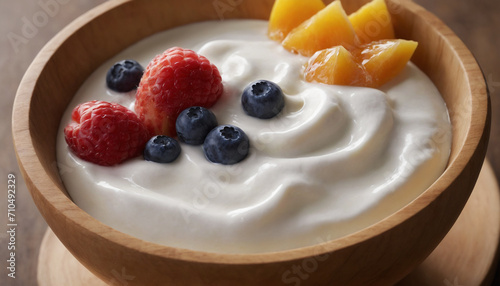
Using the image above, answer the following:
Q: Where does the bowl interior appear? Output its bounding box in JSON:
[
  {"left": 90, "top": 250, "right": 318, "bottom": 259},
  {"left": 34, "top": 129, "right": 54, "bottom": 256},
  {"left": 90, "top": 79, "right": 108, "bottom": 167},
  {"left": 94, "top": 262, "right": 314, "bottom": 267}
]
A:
[{"left": 13, "top": 0, "right": 488, "bottom": 269}]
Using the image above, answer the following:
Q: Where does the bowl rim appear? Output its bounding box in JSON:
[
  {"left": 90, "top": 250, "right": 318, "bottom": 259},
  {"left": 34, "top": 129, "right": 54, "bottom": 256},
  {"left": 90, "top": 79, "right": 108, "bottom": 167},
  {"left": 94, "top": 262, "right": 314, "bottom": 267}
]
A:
[{"left": 12, "top": 0, "right": 489, "bottom": 264}]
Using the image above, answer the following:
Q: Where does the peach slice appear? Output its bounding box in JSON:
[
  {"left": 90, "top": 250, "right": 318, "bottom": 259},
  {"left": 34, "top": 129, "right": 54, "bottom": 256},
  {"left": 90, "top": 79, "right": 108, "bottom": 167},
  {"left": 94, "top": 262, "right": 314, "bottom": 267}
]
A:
[
  {"left": 304, "top": 46, "right": 368, "bottom": 86},
  {"left": 304, "top": 39, "right": 418, "bottom": 88},
  {"left": 268, "top": 0, "right": 325, "bottom": 42},
  {"left": 282, "top": 1, "right": 359, "bottom": 57},
  {"left": 349, "top": 0, "right": 395, "bottom": 44},
  {"left": 354, "top": 39, "right": 418, "bottom": 87}
]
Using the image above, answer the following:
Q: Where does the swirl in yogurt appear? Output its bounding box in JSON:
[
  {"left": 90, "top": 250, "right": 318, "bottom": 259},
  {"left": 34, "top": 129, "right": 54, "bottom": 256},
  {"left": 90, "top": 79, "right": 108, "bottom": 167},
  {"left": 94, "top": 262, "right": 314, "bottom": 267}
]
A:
[{"left": 57, "top": 20, "right": 451, "bottom": 253}]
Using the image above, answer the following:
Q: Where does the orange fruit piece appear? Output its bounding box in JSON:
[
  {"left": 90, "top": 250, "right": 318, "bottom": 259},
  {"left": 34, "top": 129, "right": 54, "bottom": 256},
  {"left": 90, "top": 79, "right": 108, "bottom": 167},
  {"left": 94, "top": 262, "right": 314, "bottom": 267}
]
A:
[
  {"left": 304, "top": 46, "right": 368, "bottom": 86},
  {"left": 282, "top": 1, "right": 359, "bottom": 57},
  {"left": 304, "top": 39, "right": 418, "bottom": 88},
  {"left": 268, "top": 0, "right": 326, "bottom": 42},
  {"left": 349, "top": 0, "right": 395, "bottom": 44},
  {"left": 354, "top": 39, "right": 418, "bottom": 87}
]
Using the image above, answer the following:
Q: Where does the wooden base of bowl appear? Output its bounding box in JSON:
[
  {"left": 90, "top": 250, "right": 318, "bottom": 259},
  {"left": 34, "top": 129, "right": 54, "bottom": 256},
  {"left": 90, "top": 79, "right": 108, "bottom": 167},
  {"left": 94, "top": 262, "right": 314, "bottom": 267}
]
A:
[{"left": 37, "top": 161, "right": 500, "bottom": 286}]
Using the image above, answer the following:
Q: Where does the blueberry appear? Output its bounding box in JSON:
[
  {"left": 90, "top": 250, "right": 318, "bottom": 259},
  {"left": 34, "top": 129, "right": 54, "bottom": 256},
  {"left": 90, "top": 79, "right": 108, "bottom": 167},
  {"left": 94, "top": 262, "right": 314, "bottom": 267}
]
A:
[
  {"left": 203, "top": 125, "right": 249, "bottom": 165},
  {"left": 176, "top": 106, "right": 218, "bottom": 145},
  {"left": 143, "top": 135, "right": 181, "bottom": 163},
  {"left": 241, "top": 80, "right": 285, "bottom": 119},
  {"left": 106, "top": 60, "right": 144, "bottom": 92}
]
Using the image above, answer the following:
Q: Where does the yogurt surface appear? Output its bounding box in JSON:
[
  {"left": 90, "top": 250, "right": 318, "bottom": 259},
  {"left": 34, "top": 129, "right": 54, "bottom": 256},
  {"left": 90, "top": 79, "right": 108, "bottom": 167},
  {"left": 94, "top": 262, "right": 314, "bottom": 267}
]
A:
[{"left": 56, "top": 20, "right": 452, "bottom": 253}]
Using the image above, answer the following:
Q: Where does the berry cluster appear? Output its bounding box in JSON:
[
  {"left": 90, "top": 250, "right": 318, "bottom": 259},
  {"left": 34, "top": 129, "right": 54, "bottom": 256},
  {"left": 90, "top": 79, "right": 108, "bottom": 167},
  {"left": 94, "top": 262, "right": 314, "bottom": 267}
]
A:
[
  {"left": 64, "top": 47, "right": 285, "bottom": 166},
  {"left": 176, "top": 106, "right": 250, "bottom": 165},
  {"left": 135, "top": 47, "right": 223, "bottom": 137}
]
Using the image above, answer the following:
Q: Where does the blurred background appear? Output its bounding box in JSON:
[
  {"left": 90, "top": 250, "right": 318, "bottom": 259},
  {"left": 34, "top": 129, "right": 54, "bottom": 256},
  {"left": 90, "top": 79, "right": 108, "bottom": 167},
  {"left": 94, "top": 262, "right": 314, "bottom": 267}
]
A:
[{"left": 0, "top": 0, "right": 498, "bottom": 285}]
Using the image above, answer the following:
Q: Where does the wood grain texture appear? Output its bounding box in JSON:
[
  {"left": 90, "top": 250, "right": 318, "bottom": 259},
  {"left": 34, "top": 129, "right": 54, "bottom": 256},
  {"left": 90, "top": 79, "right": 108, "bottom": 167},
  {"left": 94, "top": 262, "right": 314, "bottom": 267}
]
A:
[
  {"left": 0, "top": 2, "right": 107, "bottom": 286},
  {"left": 36, "top": 161, "right": 499, "bottom": 286},
  {"left": 1, "top": 0, "right": 500, "bottom": 285},
  {"left": 10, "top": 0, "right": 490, "bottom": 285},
  {"left": 397, "top": 161, "right": 500, "bottom": 286},
  {"left": 38, "top": 229, "right": 108, "bottom": 286}
]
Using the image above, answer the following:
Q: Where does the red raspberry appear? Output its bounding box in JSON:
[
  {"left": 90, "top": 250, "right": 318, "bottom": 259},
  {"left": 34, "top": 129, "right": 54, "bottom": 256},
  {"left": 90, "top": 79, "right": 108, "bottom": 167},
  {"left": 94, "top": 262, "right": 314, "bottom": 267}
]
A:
[
  {"left": 135, "top": 47, "right": 223, "bottom": 136},
  {"left": 64, "top": 101, "right": 150, "bottom": 166}
]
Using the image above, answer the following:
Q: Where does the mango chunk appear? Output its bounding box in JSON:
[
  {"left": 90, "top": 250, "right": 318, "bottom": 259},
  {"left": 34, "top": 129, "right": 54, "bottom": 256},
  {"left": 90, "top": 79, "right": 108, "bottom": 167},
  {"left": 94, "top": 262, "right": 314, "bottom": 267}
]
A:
[
  {"left": 268, "top": 0, "right": 326, "bottom": 42},
  {"left": 304, "top": 39, "right": 418, "bottom": 88},
  {"left": 282, "top": 1, "right": 359, "bottom": 57},
  {"left": 269, "top": 0, "right": 418, "bottom": 88},
  {"left": 349, "top": 0, "right": 395, "bottom": 44},
  {"left": 354, "top": 39, "right": 418, "bottom": 87},
  {"left": 304, "top": 46, "right": 368, "bottom": 86}
]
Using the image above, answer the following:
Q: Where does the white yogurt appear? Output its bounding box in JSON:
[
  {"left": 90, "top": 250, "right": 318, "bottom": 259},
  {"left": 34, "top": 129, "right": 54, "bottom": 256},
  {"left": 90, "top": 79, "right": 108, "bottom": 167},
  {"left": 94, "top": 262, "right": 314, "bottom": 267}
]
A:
[{"left": 56, "top": 20, "right": 452, "bottom": 253}]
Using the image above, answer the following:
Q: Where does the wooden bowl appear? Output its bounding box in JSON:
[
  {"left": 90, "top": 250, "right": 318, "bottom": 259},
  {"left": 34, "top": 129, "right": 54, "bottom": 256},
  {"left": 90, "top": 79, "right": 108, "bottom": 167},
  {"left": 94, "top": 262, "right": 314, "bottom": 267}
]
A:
[{"left": 12, "top": 0, "right": 490, "bottom": 285}]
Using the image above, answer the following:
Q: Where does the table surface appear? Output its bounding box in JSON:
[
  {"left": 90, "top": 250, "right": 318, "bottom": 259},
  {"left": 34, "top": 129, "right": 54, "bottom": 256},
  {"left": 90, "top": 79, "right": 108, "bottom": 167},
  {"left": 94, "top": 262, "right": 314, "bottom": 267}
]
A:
[{"left": 1, "top": 1, "right": 499, "bottom": 285}]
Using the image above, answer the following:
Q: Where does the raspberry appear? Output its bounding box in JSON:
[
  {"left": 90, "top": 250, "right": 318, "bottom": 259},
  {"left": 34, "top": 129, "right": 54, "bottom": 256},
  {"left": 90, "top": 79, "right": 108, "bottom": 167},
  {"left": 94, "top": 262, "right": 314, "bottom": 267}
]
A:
[
  {"left": 135, "top": 47, "right": 223, "bottom": 136},
  {"left": 64, "top": 101, "right": 150, "bottom": 166}
]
